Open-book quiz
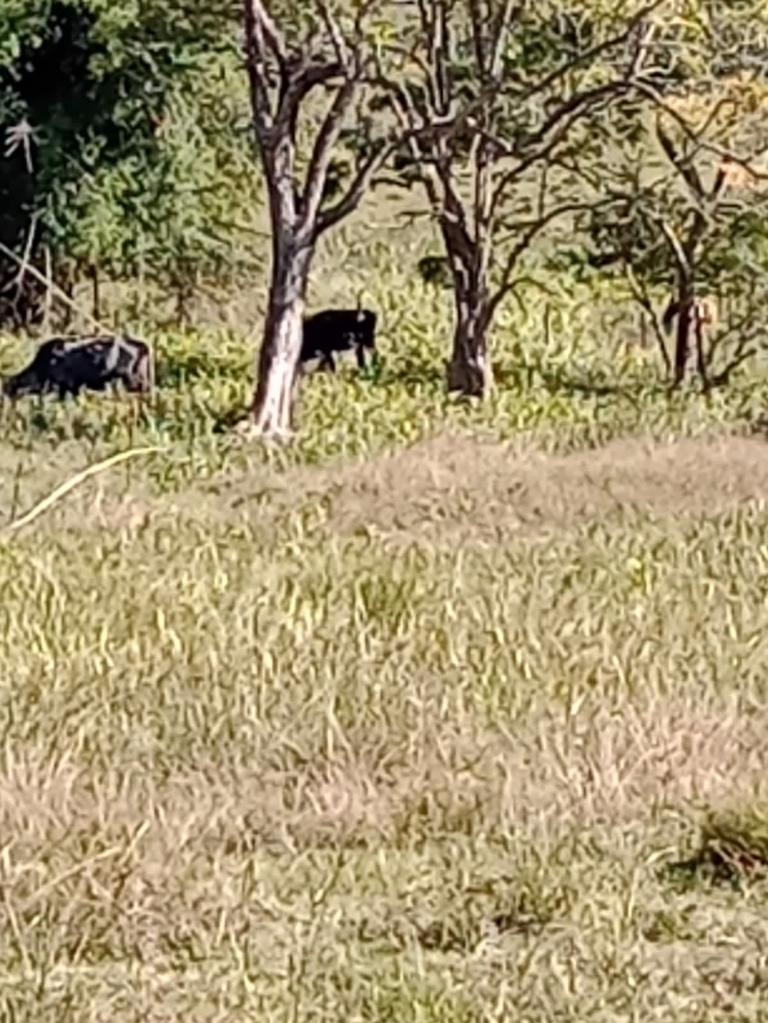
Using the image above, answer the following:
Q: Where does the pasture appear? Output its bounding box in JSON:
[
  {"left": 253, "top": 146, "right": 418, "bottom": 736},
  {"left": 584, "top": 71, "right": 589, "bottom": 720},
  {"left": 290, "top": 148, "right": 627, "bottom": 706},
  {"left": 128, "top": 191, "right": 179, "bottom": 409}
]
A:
[{"left": 2, "top": 212, "right": 768, "bottom": 1021}]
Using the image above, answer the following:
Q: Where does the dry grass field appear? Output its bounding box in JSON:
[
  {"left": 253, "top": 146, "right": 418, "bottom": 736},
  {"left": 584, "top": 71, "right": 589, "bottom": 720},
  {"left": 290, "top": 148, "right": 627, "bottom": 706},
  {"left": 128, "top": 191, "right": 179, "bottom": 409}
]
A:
[{"left": 2, "top": 209, "right": 768, "bottom": 1021}]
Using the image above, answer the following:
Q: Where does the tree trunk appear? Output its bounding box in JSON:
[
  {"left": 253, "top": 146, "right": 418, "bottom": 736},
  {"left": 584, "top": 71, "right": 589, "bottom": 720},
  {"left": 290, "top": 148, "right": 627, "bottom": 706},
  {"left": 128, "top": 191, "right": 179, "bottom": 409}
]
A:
[
  {"left": 666, "top": 270, "right": 697, "bottom": 388},
  {"left": 90, "top": 264, "right": 101, "bottom": 324},
  {"left": 53, "top": 264, "right": 76, "bottom": 332},
  {"left": 446, "top": 289, "right": 494, "bottom": 397},
  {"left": 672, "top": 299, "right": 692, "bottom": 388},
  {"left": 250, "top": 240, "right": 312, "bottom": 437},
  {"left": 693, "top": 303, "right": 710, "bottom": 392}
]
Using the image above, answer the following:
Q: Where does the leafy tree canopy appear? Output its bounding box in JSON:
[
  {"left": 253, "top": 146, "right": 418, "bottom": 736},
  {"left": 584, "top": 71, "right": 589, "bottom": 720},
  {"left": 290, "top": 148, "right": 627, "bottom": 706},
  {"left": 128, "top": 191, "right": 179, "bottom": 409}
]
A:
[{"left": 0, "top": 0, "right": 259, "bottom": 324}]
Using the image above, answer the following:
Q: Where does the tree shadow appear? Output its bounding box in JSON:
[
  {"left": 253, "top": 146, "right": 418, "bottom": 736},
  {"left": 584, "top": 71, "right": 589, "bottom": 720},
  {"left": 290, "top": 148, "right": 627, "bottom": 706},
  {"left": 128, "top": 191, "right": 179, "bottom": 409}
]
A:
[{"left": 495, "top": 361, "right": 667, "bottom": 404}]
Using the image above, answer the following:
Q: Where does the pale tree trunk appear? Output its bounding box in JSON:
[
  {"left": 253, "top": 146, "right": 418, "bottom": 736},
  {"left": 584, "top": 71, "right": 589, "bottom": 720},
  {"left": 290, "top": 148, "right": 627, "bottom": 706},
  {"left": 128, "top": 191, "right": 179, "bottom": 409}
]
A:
[
  {"left": 250, "top": 239, "right": 312, "bottom": 437},
  {"left": 443, "top": 225, "right": 494, "bottom": 397},
  {"left": 242, "top": 0, "right": 394, "bottom": 438}
]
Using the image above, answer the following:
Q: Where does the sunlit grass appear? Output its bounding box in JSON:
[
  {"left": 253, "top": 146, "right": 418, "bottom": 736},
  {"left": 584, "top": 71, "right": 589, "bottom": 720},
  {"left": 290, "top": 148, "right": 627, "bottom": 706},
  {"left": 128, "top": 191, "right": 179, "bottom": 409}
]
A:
[{"left": 2, "top": 240, "right": 768, "bottom": 1019}]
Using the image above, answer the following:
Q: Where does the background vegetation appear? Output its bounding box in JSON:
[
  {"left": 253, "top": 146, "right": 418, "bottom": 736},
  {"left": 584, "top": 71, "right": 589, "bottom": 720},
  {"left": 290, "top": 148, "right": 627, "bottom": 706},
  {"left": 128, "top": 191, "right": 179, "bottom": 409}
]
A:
[{"left": 1, "top": 1, "right": 768, "bottom": 1020}]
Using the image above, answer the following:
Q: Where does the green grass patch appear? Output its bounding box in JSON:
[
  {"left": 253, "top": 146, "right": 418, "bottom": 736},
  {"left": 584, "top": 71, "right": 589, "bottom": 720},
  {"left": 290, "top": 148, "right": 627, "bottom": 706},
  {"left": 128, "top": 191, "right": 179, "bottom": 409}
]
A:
[{"left": 2, "top": 251, "right": 768, "bottom": 1019}]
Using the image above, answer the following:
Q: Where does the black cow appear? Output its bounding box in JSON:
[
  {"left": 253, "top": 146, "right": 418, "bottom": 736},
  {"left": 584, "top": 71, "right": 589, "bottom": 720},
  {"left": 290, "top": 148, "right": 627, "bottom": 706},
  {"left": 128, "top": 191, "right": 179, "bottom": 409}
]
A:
[
  {"left": 2, "top": 333, "right": 153, "bottom": 400},
  {"left": 417, "top": 256, "right": 452, "bottom": 288},
  {"left": 299, "top": 308, "right": 378, "bottom": 374}
]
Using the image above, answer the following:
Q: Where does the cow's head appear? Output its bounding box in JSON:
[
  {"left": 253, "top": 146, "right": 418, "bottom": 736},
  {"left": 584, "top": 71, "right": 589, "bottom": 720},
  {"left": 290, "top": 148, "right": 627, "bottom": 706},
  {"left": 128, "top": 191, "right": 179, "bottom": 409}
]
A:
[{"left": 354, "top": 308, "right": 377, "bottom": 347}]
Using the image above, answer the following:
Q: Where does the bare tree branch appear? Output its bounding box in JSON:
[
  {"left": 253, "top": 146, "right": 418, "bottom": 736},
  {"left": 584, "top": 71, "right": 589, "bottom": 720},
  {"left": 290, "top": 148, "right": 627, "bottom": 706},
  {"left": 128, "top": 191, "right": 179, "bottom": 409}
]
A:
[
  {"left": 316, "top": 0, "right": 351, "bottom": 67},
  {"left": 623, "top": 263, "right": 671, "bottom": 373},
  {"left": 300, "top": 78, "right": 359, "bottom": 232},
  {"left": 488, "top": 200, "right": 611, "bottom": 317},
  {"left": 315, "top": 138, "right": 396, "bottom": 234},
  {"left": 489, "top": 0, "right": 519, "bottom": 79},
  {"left": 243, "top": 0, "right": 281, "bottom": 133},
  {"left": 488, "top": 83, "right": 630, "bottom": 219},
  {"left": 657, "top": 219, "right": 690, "bottom": 275},
  {"left": 634, "top": 78, "right": 768, "bottom": 181},
  {"left": 655, "top": 118, "right": 706, "bottom": 200},
  {"left": 512, "top": 1, "right": 663, "bottom": 110},
  {"left": 245, "top": 0, "right": 288, "bottom": 65}
]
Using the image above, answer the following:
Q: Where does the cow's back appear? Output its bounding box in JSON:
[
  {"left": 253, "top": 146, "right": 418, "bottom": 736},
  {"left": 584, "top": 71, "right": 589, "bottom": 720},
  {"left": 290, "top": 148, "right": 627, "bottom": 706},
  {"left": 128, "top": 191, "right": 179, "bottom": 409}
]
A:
[
  {"left": 302, "top": 309, "right": 377, "bottom": 350},
  {"left": 54, "top": 338, "right": 119, "bottom": 389},
  {"left": 3, "top": 332, "right": 154, "bottom": 398}
]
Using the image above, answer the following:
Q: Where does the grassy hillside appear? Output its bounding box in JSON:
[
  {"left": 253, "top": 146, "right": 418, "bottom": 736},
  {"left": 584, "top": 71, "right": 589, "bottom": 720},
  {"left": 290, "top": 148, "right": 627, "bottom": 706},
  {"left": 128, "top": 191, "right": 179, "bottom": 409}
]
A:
[{"left": 2, "top": 222, "right": 768, "bottom": 1020}]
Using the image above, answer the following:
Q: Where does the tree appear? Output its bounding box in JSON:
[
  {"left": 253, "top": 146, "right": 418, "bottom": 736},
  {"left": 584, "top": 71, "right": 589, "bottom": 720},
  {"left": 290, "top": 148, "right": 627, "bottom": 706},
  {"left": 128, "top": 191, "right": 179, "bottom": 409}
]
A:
[
  {"left": 374, "top": 0, "right": 660, "bottom": 398},
  {"left": 242, "top": 0, "right": 400, "bottom": 438},
  {"left": 574, "top": 5, "right": 768, "bottom": 389},
  {"left": 0, "top": 0, "right": 257, "bottom": 330}
]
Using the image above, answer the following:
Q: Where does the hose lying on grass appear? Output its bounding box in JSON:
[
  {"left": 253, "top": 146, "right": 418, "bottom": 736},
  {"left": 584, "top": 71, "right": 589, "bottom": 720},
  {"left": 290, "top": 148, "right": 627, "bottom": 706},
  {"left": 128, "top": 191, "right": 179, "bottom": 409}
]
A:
[{"left": 1, "top": 446, "right": 162, "bottom": 537}]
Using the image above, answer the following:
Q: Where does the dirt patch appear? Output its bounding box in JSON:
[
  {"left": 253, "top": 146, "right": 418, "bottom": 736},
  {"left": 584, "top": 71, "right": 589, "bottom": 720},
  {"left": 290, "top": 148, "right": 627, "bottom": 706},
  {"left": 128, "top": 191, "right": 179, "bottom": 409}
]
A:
[
  {"left": 126, "top": 430, "right": 768, "bottom": 543},
  {"left": 6, "top": 430, "right": 768, "bottom": 542},
  {"left": 315, "top": 432, "right": 768, "bottom": 542}
]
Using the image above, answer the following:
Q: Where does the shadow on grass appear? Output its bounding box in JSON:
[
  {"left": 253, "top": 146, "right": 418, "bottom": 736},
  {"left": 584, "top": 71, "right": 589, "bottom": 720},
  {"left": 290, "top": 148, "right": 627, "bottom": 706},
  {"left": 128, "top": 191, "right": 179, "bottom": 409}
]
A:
[
  {"left": 495, "top": 360, "right": 668, "bottom": 404},
  {"left": 662, "top": 809, "right": 768, "bottom": 892}
]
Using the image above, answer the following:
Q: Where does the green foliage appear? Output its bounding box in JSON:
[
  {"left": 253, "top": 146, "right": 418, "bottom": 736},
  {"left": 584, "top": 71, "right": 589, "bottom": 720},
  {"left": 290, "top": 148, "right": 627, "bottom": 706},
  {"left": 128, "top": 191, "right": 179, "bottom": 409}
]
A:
[
  {"left": 576, "top": 150, "right": 768, "bottom": 297},
  {"left": 1, "top": 252, "right": 767, "bottom": 474},
  {"left": 0, "top": 0, "right": 260, "bottom": 326}
]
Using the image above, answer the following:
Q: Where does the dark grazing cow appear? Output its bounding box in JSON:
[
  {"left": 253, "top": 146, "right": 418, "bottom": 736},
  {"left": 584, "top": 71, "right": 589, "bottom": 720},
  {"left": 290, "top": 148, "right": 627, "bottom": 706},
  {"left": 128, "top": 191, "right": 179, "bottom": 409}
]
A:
[
  {"left": 2, "top": 333, "right": 153, "bottom": 400},
  {"left": 417, "top": 255, "right": 452, "bottom": 288},
  {"left": 299, "top": 308, "right": 377, "bottom": 374}
]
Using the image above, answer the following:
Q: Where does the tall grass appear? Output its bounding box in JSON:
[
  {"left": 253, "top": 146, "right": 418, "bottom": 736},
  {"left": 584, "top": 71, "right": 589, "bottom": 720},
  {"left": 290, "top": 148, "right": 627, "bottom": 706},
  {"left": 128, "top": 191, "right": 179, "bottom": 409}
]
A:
[{"left": 1, "top": 228, "right": 768, "bottom": 1020}]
